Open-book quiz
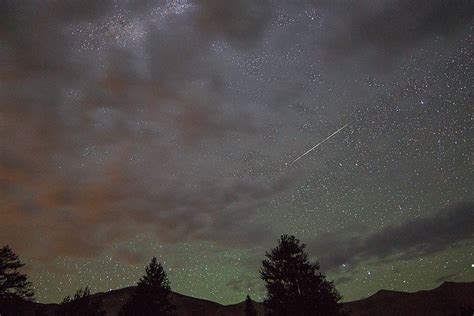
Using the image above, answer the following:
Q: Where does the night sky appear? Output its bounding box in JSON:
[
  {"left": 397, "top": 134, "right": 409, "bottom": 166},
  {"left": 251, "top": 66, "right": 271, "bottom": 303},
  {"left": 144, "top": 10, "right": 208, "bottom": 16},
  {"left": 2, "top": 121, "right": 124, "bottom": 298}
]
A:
[{"left": 1, "top": 0, "right": 473, "bottom": 305}]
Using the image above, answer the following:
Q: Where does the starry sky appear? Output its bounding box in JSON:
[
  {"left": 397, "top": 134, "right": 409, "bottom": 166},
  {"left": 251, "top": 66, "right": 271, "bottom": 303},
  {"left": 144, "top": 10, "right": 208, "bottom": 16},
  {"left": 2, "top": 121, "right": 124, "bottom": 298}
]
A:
[{"left": 0, "top": 0, "right": 473, "bottom": 305}]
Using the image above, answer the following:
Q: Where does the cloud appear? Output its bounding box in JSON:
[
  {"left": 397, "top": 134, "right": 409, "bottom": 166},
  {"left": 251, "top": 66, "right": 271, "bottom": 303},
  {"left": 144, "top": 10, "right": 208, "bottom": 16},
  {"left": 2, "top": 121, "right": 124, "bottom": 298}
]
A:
[
  {"left": 192, "top": 0, "right": 272, "bottom": 46},
  {"left": 321, "top": 0, "right": 473, "bottom": 65},
  {"left": 308, "top": 202, "right": 474, "bottom": 270},
  {"left": 0, "top": 0, "right": 295, "bottom": 262}
]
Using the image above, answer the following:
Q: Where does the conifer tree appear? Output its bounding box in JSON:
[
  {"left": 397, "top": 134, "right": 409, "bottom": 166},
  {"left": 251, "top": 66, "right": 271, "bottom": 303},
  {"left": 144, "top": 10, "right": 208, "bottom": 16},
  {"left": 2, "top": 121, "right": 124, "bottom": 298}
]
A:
[
  {"left": 0, "top": 245, "right": 34, "bottom": 300},
  {"left": 119, "top": 257, "right": 175, "bottom": 316},
  {"left": 260, "top": 235, "right": 343, "bottom": 316}
]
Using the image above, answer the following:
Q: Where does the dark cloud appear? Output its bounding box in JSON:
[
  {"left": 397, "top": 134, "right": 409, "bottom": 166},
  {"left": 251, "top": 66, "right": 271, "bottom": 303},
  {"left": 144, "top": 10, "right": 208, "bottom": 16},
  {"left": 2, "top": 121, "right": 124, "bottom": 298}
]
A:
[
  {"left": 364, "top": 202, "right": 473, "bottom": 256},
  {"left": 309, "top": 202, "right": 474, "bottom": 270},
  {"left": 322, "top": 0, "right": 474, "bottom": 64},
  {"left": 193, "top": 0, "right": 272, "bottom": 46}
]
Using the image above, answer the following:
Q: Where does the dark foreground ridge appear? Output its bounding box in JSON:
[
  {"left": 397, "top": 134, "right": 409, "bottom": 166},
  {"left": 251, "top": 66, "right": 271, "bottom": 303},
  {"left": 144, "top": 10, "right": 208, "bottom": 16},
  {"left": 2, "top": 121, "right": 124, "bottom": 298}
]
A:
[{"left": 2, "top": 281, "right": 473, "bottom": 316}]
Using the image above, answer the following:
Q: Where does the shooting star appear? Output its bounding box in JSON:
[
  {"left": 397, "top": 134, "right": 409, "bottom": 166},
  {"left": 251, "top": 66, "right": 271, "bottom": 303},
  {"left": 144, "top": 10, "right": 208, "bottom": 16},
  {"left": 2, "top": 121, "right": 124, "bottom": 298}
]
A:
[{"left": 287, "top": 123, "right": 349, "bottom": 166}]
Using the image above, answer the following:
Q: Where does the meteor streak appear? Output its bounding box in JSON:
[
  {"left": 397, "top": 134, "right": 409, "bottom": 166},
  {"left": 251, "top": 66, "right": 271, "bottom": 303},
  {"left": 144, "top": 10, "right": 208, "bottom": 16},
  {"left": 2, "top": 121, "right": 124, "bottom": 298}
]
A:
[{"left": 287, "top": 123, "right": 349, "bottom": 166}]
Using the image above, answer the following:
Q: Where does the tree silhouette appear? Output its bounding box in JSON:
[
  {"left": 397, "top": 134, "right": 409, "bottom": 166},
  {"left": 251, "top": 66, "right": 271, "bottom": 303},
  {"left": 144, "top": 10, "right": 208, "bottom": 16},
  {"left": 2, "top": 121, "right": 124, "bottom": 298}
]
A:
[
  {"left": 56, "top": 286, "right": 105, "bottom": 316},
  {"left": 119, "top": 257, "right": 175, "bottom": 316},
  {"left": 260, "top": 235, "right": 343, "bottom": 316},
  {"left": 245, "top": 294, "right": 257, "bottom": 316},
  {"left": 0, "top": 245, "right": 35, "bottom": 316},
  {"left": 0, "top": 245, "right": 34, "bottom": 301}
]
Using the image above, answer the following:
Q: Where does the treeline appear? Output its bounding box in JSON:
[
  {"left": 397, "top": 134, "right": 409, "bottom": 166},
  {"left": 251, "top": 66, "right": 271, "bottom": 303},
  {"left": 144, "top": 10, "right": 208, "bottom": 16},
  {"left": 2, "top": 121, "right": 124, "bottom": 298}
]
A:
[{"left": 1, "top": 235, "right": 346, "bottom": 316}]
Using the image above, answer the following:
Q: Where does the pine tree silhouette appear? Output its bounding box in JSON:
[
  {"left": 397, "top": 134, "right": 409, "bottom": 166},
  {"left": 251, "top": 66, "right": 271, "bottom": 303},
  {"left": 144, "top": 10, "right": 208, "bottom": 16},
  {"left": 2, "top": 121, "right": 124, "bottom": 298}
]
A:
[
  {"left": 260, "top": 235, "right": 343, "bottom": 316},
  {"left": 119, "top": 257, "right": 175, "bottom": 316},
  {"left": 0, "top": 245, "right": 34, "bottom": 300},
  {"left": 245, "top": 294, "right": 257, "bottom": 316},
  {"left": 0, "top": 245, "right": 35, "bottom": 316},
  {"left": 0, "top": 246, "right": 34, "bottom": 301}
]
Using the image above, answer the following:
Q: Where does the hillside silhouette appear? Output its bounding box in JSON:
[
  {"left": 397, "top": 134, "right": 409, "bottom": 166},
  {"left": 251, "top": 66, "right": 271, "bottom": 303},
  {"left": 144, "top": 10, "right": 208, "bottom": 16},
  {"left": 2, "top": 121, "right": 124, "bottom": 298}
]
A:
[{"left": 1, "top": 281, "right": 473, "bottom": 315}]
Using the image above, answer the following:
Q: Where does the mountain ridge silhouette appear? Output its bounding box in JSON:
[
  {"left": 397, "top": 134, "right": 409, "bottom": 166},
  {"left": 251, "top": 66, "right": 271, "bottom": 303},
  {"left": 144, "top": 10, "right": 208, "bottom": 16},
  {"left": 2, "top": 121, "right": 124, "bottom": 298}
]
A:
[{"left": 3, "top": 281, "right": 473, "bottom": 315}]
